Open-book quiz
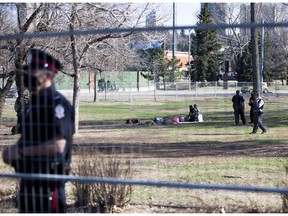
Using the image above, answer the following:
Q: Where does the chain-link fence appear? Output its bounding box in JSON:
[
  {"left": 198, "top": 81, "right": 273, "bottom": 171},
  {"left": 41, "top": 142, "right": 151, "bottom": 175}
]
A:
[
  {"left": 59, "top": 81, "right": 288, "bottom": 102},
  {"left": 0, "top": 3, "right": 288, "bottom": 214}
]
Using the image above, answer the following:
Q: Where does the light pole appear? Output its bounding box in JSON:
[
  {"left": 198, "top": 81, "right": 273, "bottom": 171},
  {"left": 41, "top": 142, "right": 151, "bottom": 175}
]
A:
[
  {"left": 172, "top": 3, "right": 176, "bottom": 81},
  {"left": 188, "top": 29, "right": 194, "bottom": 89}
]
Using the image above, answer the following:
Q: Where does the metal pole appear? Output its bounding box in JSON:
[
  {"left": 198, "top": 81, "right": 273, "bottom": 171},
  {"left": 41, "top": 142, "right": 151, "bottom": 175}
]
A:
[
  {"left": 188, "top": 29, "right": 193, "bottom": 90},
  {"left": 172, "top": 2, "right": 176, "bottom": 80},
  {"left": 260, "top": 19, "right": 264, "bottom": 96}
]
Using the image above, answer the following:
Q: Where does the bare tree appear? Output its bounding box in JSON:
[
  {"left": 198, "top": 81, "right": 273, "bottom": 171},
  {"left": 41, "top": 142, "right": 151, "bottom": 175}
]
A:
[
  {"left": 0, "top": 3, "right": 171, "bottom": 134},
  {"left": 0, "top": 3, "right": 47, "bottom": 120},
  {"left": 55, "top": 3, "right": 170, "bottom": 133}
]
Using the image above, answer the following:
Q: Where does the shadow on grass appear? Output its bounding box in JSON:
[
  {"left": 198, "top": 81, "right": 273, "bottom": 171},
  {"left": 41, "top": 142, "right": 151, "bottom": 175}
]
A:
[{"left": 73, "top": 139, "right": 288, "bottom": 159}]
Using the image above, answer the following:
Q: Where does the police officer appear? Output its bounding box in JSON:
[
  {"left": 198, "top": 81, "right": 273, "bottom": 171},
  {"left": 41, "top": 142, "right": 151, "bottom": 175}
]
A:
[
  {"left": 248, "top": 92, "right": 254, "bottom": 124},
  {"left": 232, "top": 90, "right": 246, "bottom": 125},
  {"left": 250, "top": 93, "right": 267, "bottom": 134},
  {"left": 2, "top": 49, "right": 74, "bottom": 213}
]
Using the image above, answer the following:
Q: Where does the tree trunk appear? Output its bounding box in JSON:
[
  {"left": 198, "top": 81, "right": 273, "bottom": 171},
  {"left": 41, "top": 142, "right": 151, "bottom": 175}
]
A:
[
  {"left": 0, "top": 75, "right": 16, "bottom": 120},
  {"left": 70, "top": 3, "right": 80, "bottom": 134},
  {"left": 72, "top": 68, "right": 80, "bottom": 135},
  {"left": 251, "top": 3, "right": 260, "bottom": 96}
]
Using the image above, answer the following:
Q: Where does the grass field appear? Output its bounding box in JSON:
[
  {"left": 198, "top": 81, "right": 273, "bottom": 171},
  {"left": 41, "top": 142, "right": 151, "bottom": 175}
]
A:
[{"left": 0, "top": 96, "right": 287, "bottom": 213}]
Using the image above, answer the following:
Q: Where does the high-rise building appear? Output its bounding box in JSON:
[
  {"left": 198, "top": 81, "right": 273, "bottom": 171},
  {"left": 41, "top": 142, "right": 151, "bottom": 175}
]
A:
[
  {"left": 239, "top": 3, "right": 279, "bottom": 36},
  {"left": 146, "top": 10, "right": 156, "bottom": 27},
  {"left": 200, "top": 3, "right": 226, "bottom": 24},
  {"left": 239, "top": 4, "right": 250, "bottom": 36}
]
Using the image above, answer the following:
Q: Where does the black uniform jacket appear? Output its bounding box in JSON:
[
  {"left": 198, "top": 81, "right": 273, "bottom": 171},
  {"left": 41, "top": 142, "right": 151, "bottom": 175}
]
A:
[{"left": 14, "top": 85, "right": 74, "bottom": 175}]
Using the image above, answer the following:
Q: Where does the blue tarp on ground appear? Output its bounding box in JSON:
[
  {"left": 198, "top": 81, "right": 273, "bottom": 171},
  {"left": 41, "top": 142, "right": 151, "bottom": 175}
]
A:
[{"left": 129, "top": 41, "right": 163, "bottom": 50}]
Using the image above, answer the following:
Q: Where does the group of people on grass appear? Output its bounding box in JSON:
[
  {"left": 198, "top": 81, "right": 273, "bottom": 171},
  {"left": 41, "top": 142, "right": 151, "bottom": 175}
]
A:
[
  {"left": 149, "top": 104, "right": 201, "bottom": 125},
  {"left": 232, "top": 90, "right": 267, "bottom": 134}
]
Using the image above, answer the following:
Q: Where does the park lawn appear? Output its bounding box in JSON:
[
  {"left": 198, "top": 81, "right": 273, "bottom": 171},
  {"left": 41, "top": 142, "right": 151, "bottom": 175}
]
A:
[
  {"left": 76, "top": 97, "right": 288, "bottom": 212},
  {"left": 1, "top": 96, "right": 287, "bottom": 212}
]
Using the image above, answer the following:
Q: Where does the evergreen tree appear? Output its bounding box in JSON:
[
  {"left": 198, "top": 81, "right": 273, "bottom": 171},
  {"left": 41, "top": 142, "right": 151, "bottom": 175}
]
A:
[
  {"left": 191, "top": 3, "right": 223, "bottom": 82},
  {"left": 139, "top": 46, "right": 183, "bottom": 90},
  {"left": 139, "top": 46, "right": 167, "bottom": 83},
  {"left": 235, "top": 31, "right": 285, "bottom": 83}
]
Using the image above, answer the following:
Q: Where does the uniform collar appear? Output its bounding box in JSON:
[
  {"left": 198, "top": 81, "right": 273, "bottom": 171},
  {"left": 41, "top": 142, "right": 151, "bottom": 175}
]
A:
[{"left": 31, "top": 85, "right": 56, "bottom": 102}]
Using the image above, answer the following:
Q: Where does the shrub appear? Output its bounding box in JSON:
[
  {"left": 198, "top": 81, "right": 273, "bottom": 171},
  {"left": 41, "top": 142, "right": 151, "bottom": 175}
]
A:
[
  {"left": 71, "top": 146, "right": 132, "bottom": 213},
  {"left": 281, "top": 166, "right": 288, "bottom": 213}
]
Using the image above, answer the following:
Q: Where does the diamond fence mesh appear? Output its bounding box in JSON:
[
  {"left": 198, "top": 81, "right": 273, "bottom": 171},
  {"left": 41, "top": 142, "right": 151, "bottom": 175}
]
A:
[{"left": 0, "top": 5, "right": 288, "bottom": 213}]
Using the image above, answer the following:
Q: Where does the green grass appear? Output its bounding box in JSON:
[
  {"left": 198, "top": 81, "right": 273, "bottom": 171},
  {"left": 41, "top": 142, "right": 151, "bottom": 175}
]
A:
[
  {"left": 78, "top": 97, "right": 288, "bottom": 129},
  {"left": 2, "top": 96, "right": 288, "bottom": 212},
  {"left": 166, "top": 158, "right": 287, "bottom": 186}
]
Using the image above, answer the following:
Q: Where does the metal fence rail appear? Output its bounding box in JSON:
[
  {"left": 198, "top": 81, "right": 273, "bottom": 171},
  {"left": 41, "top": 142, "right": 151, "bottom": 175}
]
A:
[{"left": 0, "top": 172, "right": 287, "bottom": 194}]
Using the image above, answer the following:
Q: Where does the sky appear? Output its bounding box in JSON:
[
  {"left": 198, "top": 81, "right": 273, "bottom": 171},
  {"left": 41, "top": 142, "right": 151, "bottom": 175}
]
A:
[
  {"left": 162, "top": 2, "right": 200, "bottom": 34},
  {"left": 174, "top": 3, "right": 200, "bottom": 26}
]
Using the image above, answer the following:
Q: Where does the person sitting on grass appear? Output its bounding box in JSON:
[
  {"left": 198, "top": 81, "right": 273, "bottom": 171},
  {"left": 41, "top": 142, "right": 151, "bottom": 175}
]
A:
[{"left": 186, "top": 104, "right": 200, "bottom": 122}]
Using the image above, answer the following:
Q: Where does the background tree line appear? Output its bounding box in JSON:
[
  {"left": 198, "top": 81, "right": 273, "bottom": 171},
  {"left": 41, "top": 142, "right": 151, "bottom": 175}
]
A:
[
  {"left": 187, "top": 3, "right": 288, "bottom": 83},
  {"left": 0, "top": 2, "right": 170, "bottom": 133},
  {"left": 1, "top": 2, "right": 288, "bottom": 133}
]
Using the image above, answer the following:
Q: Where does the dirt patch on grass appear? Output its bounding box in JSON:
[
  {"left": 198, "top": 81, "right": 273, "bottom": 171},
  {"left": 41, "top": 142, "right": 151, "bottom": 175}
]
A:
[{"left": 0, "top": 119, "right": 287, "bottom": 213}]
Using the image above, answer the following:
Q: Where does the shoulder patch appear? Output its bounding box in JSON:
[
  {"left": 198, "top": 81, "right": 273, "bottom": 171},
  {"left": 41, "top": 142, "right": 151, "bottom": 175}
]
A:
[
  {"left": 55, "top": 104, "right": 65, "bottom": 119},
  {"left": 53, "top": 95, "right": 61, "bottom": 100}
]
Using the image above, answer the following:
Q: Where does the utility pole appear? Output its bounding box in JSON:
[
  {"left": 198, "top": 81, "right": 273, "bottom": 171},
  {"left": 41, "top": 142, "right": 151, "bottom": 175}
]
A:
[
  {"left": 250, "top": 3, "right": 260, "bottom": 97},
  {"left": 172, "top": 2, "right": 176, "bottom": 81}
]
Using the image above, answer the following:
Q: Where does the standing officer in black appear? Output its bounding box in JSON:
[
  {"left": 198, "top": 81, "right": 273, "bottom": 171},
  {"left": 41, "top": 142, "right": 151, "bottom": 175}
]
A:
[
  {"left": 232, "top": 90, "right": 246, "bottom": 125},
  {"left": 248, "top": 92, "right": 254, "bottom": 124},
  {"left": 2, "top": 49, "right": 74, "bottom": 213}
]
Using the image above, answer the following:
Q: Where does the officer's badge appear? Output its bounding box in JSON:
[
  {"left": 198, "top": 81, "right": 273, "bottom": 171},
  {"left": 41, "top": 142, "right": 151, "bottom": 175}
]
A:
[{"left": 55, "top": 104, "right": 65, "bottom": 119}]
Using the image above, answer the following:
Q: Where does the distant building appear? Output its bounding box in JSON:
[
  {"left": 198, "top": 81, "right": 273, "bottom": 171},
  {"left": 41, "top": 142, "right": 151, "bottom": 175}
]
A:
[
  {"left": 146, "top": 10, "right": 156, "bottom": 27},
  {"left": 239, "top": 4, "right": 250, "bottom": 36},
  {"left": 165, "top": 50, "right": 193, "bottom": 72},
  {"left": 200, "top": 3, "right": 226, "bottom": 23},
  {"left": 200, "top": 3, "right": 226, "bottom": 44},
  {"left": 239, "top": 3, "right": 278, "bottom": 36}
]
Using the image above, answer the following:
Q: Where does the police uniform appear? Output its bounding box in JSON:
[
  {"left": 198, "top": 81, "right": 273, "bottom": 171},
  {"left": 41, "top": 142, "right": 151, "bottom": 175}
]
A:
[
  {"left": 250, "top": 97, "right": 267, "bottom": 134},
  {"left": 248, "top": 93, "right": 254, "bottom": 124},
  {"left": 232, "top": 91, "right": 246, "bottom": 125},
  {"left": 13, "top": 49, "right": 74, "bottom": 213}
]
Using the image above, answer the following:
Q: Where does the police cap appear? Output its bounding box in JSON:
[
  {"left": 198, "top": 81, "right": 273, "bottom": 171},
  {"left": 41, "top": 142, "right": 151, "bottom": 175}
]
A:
[{"left": 23, "top": 49, "right": 63, "bottom": 74}]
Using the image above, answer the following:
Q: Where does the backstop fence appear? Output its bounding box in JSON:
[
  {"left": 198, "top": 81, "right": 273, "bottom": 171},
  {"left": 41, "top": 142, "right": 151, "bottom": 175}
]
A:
[
  {"left": 0, "top": 6, "right": 288, "bottom": 213},
  {"left": 58, "top": 81, "right": 288, "bottom": 103}
]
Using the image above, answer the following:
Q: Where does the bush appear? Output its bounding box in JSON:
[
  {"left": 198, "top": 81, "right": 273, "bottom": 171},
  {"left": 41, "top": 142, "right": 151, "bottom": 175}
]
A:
[
  {"left": 71, "top": 146, "right": 132, "bottom": 213},
  {"left": 281, "top": 166, "right": 288, "bottom": 213}
]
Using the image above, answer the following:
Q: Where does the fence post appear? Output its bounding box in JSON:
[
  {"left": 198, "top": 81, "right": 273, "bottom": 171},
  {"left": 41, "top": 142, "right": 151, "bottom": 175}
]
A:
[
  {"left": 130, "top": 82, "right": 132, "bottom": 102},
  {"left": 215, "top": 81, "right": 217, "bottom": 98},
  {"left": 175, "top": 81, "right": 178, "bottom": 101},
  {"left": 275, "top": 81, "right": 279, "bottom": 97},
  {"left": 105, "top": 82, "right": 107, "bottom": 101},
  {"left": 154, "top": 82, "right": 157, "bottom": 101},
  {"left": 195, "top": 82, "right": 198, "bottom": 98}
]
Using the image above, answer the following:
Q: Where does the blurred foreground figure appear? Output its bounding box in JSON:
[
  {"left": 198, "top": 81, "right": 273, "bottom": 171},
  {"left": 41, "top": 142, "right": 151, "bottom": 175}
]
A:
[{"left": 2, "top": 49, "right": 74, "bottom": 213}]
